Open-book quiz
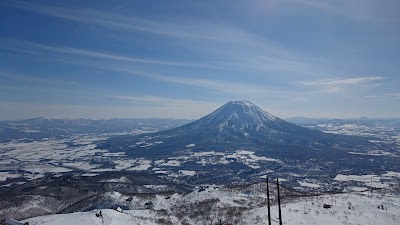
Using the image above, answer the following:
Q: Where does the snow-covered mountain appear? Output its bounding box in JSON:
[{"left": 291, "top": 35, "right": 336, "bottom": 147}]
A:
[
  {"left": 104, "top": 101, "right": 372, "bottom": 157},
  {"left": 174, "top": 100, "right": 320, "bottom": 139}
]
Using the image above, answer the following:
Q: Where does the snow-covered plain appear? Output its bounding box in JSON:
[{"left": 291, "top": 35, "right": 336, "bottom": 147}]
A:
[
  {"left": 0, "top": 135, "right": 282, "bottom": 181},
  {"left": 334, "top": 174, "right": 397, "bottom": 188},
  {"left": 0, "top": 135, "right": 111, "bottom": 181},
  {"left": 0, "top": 135, "right": 175, "bottom": 185},
  {"left": 1, "top": 134, "right": 399, "bottom": 194}
]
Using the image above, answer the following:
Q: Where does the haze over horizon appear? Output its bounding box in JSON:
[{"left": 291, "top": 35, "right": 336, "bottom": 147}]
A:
[{"left": 1, "top": 0, "right": 399, "bottom": 120}]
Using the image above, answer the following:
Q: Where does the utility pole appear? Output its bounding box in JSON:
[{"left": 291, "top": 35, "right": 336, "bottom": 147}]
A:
[
  {"left": 277, "top": 178, "right": 283, "bottom": 225},
  {"left": 267, "top": 176, "right": 271, "bottom": 225}
]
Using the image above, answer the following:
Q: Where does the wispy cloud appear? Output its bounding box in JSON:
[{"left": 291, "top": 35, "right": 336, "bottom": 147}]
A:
[
  {"left": 1, "top": 1, "right": 338, "bottom": 82},
  {"left": 1, "top": 0, "right": 321, "bottom": 66},
  {"left": 2, "top": 0, "right": 269, "bottom": 45},
  {"left": 299, "top": 76, "right": 384, "bottom": 93},
  {"left": 0, "top": 39, "right": 286, "bottom": 95},
  {"left": 0, "top": 40, "right": 214, "bottom": 69},
  {"left": 2, "top": 38, "right": 327, "bottom": 82},
  {"left": 101, "top": 66, "right": 269, "bottom": 94},
  {"left": 300, "top": 76, "right": 383, "bottom": 86}
]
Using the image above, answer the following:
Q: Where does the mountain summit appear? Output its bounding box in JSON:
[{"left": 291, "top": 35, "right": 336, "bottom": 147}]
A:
[
  {"left": 106, "top": 101, "right": 371, "bottom": 157},
  {"left": 201, "top": 101, "right": 277, "bottom": 131}
]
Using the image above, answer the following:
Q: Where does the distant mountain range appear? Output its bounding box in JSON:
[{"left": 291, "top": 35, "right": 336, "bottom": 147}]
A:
[
  {"left": 104, "top": 101, "right": 373, "bottom": 157},
  {"left": 0, "top": 117, "right": 192, "bottom": 143},
  {"left": 285, "top": 116, "right": 400, "bottom": 124}
]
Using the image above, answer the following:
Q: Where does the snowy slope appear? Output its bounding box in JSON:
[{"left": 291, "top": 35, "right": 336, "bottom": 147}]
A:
[
  {"left": 24, "top": 190, "right": 400, "bottom": 225},
  {"left": 24, "top": 209, "right": 161, "bottom": 225},
  {"left": 245, "top": 192, "right": 400, "bottom": 225}
]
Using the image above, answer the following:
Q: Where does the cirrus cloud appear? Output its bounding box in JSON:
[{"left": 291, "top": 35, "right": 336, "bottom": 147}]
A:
[{"left": 299, "top": 76, "right": 383, "bottom": 93}]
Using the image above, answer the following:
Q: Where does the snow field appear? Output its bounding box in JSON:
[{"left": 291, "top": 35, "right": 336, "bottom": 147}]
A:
[{"left": 24, "top": 190, "right": 400, "bottom": 225}]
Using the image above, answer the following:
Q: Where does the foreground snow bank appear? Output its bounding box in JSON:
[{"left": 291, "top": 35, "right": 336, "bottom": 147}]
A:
[
  {"left": 24, "top": 192, "right": 400, "bottom": 225},
  {"left": 24, "top": 209, "right": 163, "bottom": 225}
]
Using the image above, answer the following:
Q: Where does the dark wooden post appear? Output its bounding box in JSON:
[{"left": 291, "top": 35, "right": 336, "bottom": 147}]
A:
[
  {"left": 267, "top": 176, "right": 271, "bottom": 225},
  {"left": 277, "top": 178, "right": 282, "bottom": 225}
]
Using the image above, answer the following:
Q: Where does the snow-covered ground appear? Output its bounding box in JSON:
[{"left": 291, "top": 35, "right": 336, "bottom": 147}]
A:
[
  {"left": 24, "top": 209, "right": 162, "bottom": 225},
  {"left": 0, "top": 135, "right": 282, "bottom": 181},
  {"left": 1, "top": 126, "right": 399, "bottom": 195},
  {"left": 23, "top": 191, "right": 400, "bottom": 225},
  {"left": 0, "top": 135, "right": 111, "bottom": 181},
  {"left": 245, "top": 192, "right": 400, "bottom": 225},
  {"left": 1, "top": 134, "right": 399, "bottom": 193}
]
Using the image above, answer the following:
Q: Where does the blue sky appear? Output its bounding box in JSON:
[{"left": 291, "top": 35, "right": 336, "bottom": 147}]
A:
[{"left": 0, "top": 0, "right": 399, "bottom": 119}]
